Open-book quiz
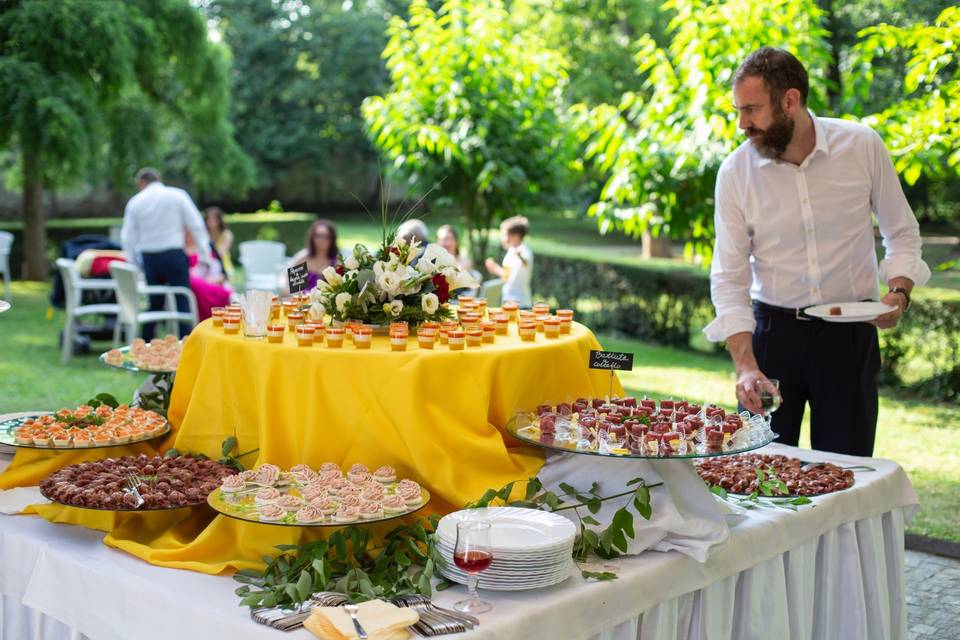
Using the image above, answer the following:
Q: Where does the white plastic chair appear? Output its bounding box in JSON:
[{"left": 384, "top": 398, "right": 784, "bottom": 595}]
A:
[
  {"left": 109, "top": 261, "right": 198, "bottom": 343},
  {"left": 238, "top": 240, "right": 286, "bottom": 292},
  {"left": 479, "top": 278, "right": 503, "bottom": 307},
  {"left": 0, "top": 231, "right": 12, "bottom": 301},
  {"left": 55, "top": 258, "right": 122, "bottom": 363}
]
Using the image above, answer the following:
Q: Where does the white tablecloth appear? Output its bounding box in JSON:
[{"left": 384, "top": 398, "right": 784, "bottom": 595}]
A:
[{"left": 0, "top": 444, "right": 917, "bottom": 640}]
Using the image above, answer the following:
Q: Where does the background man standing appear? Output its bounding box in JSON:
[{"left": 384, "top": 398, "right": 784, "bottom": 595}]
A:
[
  {"left": 705, "top": 47, "right": 930, "bottom": 456},
  {"left": 121, "top": 167, "right": 211, "bottom": 340}
]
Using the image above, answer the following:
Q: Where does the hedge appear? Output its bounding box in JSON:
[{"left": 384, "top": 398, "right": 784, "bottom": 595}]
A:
[
  {"left": 5, "top": 214, "right": 958, "bottom": 400},
  {"left": 533, "top": 253, "right": 960, "bottom": 402}
]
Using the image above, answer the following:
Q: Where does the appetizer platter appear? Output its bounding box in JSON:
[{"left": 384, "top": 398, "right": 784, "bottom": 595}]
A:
[
  {"left": 39, "top": 454, "right": 234, "bottom": 510},
  {"left": 0, "top": 405, "right": 169, "bottom": 450},
  {"left": 506, "top": 396, "right": 777, "bottom": 459},
  {"left": 207, "top": 463, "right": 430, "bottom": 527},
  {"left": 100, "top": 336, "right": 183, "bottom": 373},
  {"left": 695, "top": 453, "right": 856, "bottom": 497}
]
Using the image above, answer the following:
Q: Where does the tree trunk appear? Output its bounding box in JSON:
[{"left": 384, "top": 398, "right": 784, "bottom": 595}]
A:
[
  {"left": 641, "top": 229, "right": 673, "bottom": 259},
  {"left": 21, "top": 145, "right": 47, "bottom": 281}
]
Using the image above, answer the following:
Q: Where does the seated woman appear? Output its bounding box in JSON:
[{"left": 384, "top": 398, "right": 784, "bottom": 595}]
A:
[
  {"left": 288, "top": 219, "right": 340, "bottom": 291},
  {"left": 204, "top": 206, "right": 234, "bottom": 279},
  {"left": 184, "top": 229, "right": 233, "bottom": 321}
]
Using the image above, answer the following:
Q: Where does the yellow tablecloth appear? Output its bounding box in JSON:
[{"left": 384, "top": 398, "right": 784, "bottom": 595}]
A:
[{"left": 6, "top": 319, "right": 621, "bottom": 573}]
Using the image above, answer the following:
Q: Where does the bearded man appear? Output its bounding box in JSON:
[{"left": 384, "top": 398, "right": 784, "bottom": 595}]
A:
[{"left": 704, "top": 47, "right": 930, "bottom": 456}]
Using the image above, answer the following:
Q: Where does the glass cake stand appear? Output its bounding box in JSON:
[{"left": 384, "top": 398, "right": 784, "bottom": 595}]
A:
[{"left": 505, "top": 413, "right": 778, "bottom": 460}]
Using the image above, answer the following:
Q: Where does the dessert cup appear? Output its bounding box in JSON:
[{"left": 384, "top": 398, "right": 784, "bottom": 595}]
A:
[
  {"left": 544, "top": 316, "right": 561, "bottom": 338},
  {"left": 417, "top": 328, "right": 437, "bottom": 350},
  {"left": 287, "top": 311, "right": 305, "bottom": 329},
  {"left": 466, "top": 329, "right": 483, "bottom": 347},
  {"left": 295, "top": 325, "right": 315, "bottom": 347},
  {"left": 326, "top": 328, "right": 344, "bottom": 348},
  {"left": 519, "top": 321, "right": 536, "bottom": 342},
  {"left": 448, "top": 329, "right": 466, "bottom": 351},
  {"left": 267, "top": 324, "right": 285, "bottom": 343}
]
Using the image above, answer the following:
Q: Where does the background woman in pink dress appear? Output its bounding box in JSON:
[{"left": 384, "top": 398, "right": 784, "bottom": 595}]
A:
[{"left": 184, "top": 229, "right": 233, "bottom": 320}]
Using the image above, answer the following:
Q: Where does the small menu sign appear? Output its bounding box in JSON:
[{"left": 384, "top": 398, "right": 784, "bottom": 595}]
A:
[
  {"left": 589, "top": 350, "right": 634, "bottom": 371},
  {"left": 287, "top": 263, "right": 309, "bottom": 294}
]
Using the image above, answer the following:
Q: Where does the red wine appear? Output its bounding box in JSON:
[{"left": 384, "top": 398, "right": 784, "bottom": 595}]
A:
[{"left": 454, "top": 550, "right": 493, "bottom": 573}]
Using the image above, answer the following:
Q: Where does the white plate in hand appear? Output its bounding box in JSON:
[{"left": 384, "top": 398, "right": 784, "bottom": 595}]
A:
[{"left": 804, "top": 302, "right": 897, "bottom": 323}]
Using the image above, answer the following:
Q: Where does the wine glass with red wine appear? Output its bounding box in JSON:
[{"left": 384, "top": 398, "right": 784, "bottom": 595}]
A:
[{"left": 453, "top": 521, "right": 493, "bottom": 613}]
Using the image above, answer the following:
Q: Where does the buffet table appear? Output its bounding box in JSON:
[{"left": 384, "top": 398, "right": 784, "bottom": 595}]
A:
[
  {"left": 0, "top": 443, "right": 917, "bottom": 640},
  {"left": 0, "top": 321, "right": 621, "bottom": 573}
]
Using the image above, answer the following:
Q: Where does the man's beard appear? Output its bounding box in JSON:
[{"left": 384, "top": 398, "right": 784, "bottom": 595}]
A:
[{"left": 746, "top": 105, "right": 795, "bottom": 159}]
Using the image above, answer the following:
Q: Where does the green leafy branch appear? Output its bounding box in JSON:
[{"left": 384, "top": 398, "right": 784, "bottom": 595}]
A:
[
  {"left": 466, "top": 476, "right": 662, "bottom": 581},
  {"left": 234, "top": 516, "right": 445, "bottom": 610},
  {"left": 164, "top": 436, "right": 258, "bottom": 472},
  {"left": 136, "top": 373, "right": 175, "bottom": 417},
  {"left": 709, "top": 466, "right": 814, "bottom": 511}
]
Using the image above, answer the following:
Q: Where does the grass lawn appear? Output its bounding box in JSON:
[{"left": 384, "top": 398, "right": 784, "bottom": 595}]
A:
[{"left": 0, "top": 281, "right": 957, "bottom": 542}]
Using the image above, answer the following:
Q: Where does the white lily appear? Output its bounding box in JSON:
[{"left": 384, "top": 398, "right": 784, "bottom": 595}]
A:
[
  {"left": 335, "top": 292, "right": 352, "bottom": 313},
  {"left": 445, "top": 268, "right": 479, "bottom": 292},
  {"left": 322, "top": 266, "right": 343, "bottom": 287},
  {"left": 307, "top": 302, "right": 326, "bottom": 322},
  {"left": 344, "top": 256, "right": 359, "bottom": 271},
  {"left": 421, "top": 293, "right": 439, "bottom": 315}
]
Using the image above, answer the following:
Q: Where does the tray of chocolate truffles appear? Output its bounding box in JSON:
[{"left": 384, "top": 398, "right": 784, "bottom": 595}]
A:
[{"left": 39, "top": 454, "right": 235, "bottom": 510}]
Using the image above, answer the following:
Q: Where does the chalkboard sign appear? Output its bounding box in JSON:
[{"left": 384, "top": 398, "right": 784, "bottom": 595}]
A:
[
  {"left": 287, "top": 263, "right": 309, "bottom": 294},
  {"left": 589, "top": 350, "right": 634, "bottom": 371}
]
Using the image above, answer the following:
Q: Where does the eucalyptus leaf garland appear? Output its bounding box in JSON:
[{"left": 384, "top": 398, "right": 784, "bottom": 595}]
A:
[{"left": 234, "top": 474, "right": 662, "bottom": 610}]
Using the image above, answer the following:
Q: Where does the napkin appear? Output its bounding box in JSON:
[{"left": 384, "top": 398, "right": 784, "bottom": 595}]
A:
[
  {"left": 0, "top": 486, "right": 48, "bottom": 515},
  {"left": 304, "top": 600, "right": 419, "bottom": 640},
  {"left": 537, "top": 452, "right": 735, "bottom": 562}
]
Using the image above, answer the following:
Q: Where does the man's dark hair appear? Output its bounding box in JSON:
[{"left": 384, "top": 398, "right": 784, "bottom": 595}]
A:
[
  {"left": 734, "top": 47, "right": 809, "bottom": 106},
  {"left": 135, "top": 167, "right": 161, "bottom": 185}
]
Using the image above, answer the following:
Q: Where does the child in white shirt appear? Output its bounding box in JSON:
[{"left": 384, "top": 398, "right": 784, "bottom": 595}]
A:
[{"left": 485, "top": 216, "right": 533, "bottom": 307}]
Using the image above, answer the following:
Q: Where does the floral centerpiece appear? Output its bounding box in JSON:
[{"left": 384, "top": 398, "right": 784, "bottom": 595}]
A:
[{"left": 307, "top": 234, "right": 477, "bottom": 328}]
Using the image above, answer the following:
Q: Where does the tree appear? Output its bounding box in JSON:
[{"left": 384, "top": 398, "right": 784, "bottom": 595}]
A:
[
  {"left": 0, "top": 0, "right": 252, "bottom": 280},
  {"left": 573, "top": 0, "right": 832, "bottom": 261},
  {"left": 361, "top": 0, "right": 574, "bottom": 261},
  {"left": 513, "top": 0, "right": 669, "bottom": 107},
  {"left": 205, "top": 0, "right": 393, "bottom": 199},
  {"left": 845, "top": 6, "right": 960, "bottom": 190}
]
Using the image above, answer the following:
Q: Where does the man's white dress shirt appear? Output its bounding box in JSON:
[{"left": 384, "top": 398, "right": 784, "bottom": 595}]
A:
[
  {"left": 121, "top": 182, "right": 211, "bottom": 263},
  {"left": 704, "top": 114, "right": 930, "bottom": 342}
]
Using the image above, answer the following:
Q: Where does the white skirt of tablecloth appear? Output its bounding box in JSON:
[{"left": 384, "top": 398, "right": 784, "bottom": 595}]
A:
[
  {"left": 597, "top": 508, "right": 907, "bottom": 640},
  {"left": 0, "top": 509, "right": 907, "bottom": 640}
]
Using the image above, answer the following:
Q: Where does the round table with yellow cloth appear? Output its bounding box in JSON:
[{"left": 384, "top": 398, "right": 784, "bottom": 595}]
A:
[{"left": 2, "top": 319, "right": 621, "bottom": 574}]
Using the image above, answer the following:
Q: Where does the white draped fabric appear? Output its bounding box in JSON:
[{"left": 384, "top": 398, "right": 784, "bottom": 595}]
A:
[{"left": 0, "top": 444, "right": 916, "bottom": 640}]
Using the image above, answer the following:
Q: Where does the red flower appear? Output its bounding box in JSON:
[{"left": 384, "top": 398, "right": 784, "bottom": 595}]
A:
[
  {"left": 432, "top": 274, "right": 450, "bottom": 303},
  {"left": 390, "top": 247, "right": 400, "bottom": 256},
  {"left": 335, "top": 265, "right": 345, "bottom": 276}
]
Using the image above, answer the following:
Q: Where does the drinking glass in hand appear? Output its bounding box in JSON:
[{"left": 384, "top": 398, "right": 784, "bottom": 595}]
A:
[
  {"left": 453, "top": 521, "right": 493, "bottom": 613},
  {"left": 755, "top": 378, "right": 781, "bottom": 417}
]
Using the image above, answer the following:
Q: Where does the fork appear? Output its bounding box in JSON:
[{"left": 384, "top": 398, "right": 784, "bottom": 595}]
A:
[
  {"left": 799, "top": 460, "right": 876, "bottom": 472},
  {"left": 344, "top": 603, "right": 368, "bottom": 639},
  {"left": 392, "top": 594, "right": 479, "bottom": 628},
  {"left": 124, "top": 474, "right": 145, "bottom": 508}
]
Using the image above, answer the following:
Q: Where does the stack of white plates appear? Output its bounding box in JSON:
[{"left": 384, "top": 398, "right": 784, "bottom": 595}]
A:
[{"left": 436, "top": 507, "right": 576, "bottom": 591}]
